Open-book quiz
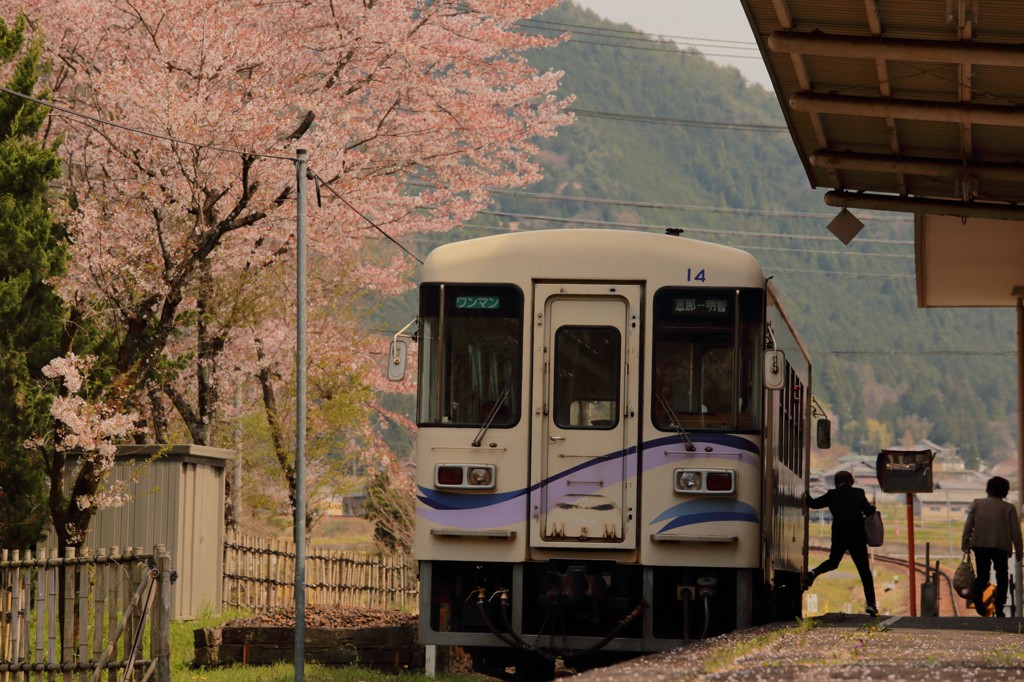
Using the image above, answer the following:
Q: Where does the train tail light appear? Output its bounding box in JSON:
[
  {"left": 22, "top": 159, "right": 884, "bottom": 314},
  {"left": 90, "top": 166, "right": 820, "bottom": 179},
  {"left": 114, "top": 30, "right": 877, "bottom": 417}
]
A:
[
  {"left": 706, "top": 471, "right": 735, "bottom": 492},
  {"left": 437, "top": 465, "right": 465, "bottom": 486},
  {"left": 674, "top": 468, "right": 735, "bottom": 495},
  {"left": 436, "top": 464, "right": 496, "bottom": 490}
]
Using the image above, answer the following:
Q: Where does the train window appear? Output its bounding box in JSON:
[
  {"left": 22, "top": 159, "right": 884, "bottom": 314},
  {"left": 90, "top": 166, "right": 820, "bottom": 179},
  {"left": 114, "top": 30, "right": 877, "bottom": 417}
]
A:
[
  {"left": 417, "top": 283, "right": 523, "bottom": 427},
  {"left": 652, "top": 288, "right": 764, "bottom": 432},
  {"left": 776, "top": 366, "right": 806, "bottom": 476},
  {"left": 552, "top": 326, "right": 620, "bottom": 429}
]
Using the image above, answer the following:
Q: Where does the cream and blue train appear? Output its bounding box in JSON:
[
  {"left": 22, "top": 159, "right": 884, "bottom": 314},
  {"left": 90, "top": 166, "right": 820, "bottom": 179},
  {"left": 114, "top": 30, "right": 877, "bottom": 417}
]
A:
[{"left": 389, "top": 228, "right": 822, "bottom": 680}]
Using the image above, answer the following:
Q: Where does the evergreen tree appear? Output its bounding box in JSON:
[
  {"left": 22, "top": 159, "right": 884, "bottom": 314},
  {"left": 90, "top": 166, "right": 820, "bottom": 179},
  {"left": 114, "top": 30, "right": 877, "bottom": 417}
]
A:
[{"left": 0, "top": 13, "right": 65, "bottom": 548}]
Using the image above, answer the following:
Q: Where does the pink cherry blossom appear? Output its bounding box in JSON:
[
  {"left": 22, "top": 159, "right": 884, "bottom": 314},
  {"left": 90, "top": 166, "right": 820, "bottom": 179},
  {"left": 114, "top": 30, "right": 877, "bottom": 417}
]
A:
[{"left": 8, "top": 0, "right": 572, "bottom": 544}]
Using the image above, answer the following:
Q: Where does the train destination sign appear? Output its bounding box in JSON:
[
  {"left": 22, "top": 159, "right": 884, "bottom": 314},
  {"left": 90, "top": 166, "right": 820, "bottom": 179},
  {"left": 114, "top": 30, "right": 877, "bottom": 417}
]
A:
[
  {"left": 672, "top": 297, "right": 729, "bottom": 315},
  {"left": 455, "top": 295, "right": 500, "bottom": 309}
]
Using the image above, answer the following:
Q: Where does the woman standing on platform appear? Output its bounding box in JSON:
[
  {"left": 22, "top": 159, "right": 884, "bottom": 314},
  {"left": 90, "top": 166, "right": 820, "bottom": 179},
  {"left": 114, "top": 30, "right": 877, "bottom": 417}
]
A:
[{"left": 961, "top": 476, "right": 1023, "bottom": 617}]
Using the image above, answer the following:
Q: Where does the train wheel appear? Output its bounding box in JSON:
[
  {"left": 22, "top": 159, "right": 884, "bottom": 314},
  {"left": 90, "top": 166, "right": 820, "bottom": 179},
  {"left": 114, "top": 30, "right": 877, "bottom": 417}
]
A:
[
  {"left": 510, "top": 653, "right": 556, "bottom": 681},
  {"left": 752, "top": 571, "right": 802, "bottom": 624},
  {"left": 774, "top": 572, "right": 803, "bottom": 621},
  {"left": 467, "top": 647, "right": 556, "bottom": 681}
]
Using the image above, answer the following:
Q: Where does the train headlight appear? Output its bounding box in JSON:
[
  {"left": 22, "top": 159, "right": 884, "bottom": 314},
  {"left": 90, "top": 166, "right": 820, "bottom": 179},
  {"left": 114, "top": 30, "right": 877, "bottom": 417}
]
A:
[
  {"left": 467, "top": 467, "right": 494, "bottom": 487},
  {"left": 435, "top": 464, "right": 496, "bottom": 490},
  {"left": 674, "top": 468, "right": 735, "bottom": 495},
  {"left": 677, "top": 471, "right": 702, "bottom": 491}
]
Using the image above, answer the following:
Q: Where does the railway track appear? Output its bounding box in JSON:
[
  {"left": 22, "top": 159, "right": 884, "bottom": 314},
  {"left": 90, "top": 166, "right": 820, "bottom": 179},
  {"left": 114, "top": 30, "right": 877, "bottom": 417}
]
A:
[
  {"left": 572, "top": 613, "right": 1024, "bottom": 681},
  {"left": 562, "top": 548, "right": 1024, "bottom": 680},
  {"left": 809, "top": 544, "right": 962, "bottom": 616}
]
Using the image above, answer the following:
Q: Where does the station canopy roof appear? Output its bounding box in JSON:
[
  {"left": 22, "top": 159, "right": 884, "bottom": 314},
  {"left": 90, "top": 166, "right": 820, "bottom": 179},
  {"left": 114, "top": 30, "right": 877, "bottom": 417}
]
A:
[{"left": 740, "top": 0, "right": 1024, "bottom": 307}]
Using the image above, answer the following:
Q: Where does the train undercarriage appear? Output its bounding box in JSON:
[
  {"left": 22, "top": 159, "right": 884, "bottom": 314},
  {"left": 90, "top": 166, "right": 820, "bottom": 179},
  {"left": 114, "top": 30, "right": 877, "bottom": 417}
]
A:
[{"left": 420, "top": 559, "right": 803, "bottom": 680}]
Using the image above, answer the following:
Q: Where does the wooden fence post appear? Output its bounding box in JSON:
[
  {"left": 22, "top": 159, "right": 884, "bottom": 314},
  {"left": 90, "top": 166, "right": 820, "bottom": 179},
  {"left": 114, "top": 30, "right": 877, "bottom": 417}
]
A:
[
  {"left": 153, "top": 546, "right": 172, "bottom": 682},
  {"left": 92, "top": 549, "right": 106, "bottom": 680},
  {"left": 0, "top": 548, "right": 7, "bottom": 682},
  {"left": 8, "top": 550, "right": 20, "bottom": 675},
  {"left": 77, "top": 547, "right": 90, "bottom": 682},
  {"left": 107, "top": 546, "right": 119, "bottom": 682},
  {"left": 36, "top": 547, "right": 47, "bottom": 673},
  {"left": 216, "top": 536, "right": 419, "bottom": 615},
  {"left": 62, "top": 547, "right": 76, "bottom": 682}
]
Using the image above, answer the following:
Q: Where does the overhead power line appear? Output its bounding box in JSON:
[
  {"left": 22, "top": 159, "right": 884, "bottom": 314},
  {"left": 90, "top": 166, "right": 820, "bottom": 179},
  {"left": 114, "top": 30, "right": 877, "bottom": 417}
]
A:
[
  {"left": 739, "top": 245, "right": 912, "bottom": 259},
  {"left": 0, "top": 58, "right": 906, "bottom": 271},
  {"left": 477, "top": 185, "right": 912, "bottom": 224},
  {"left": 0, "top": 85, "right": 294, "bottom": 162},
  {"left": 771, "top": 268, "right": 914, "bottom": 280},
  {"left": 571, "top": 108, "right": 787, "bottom": 131},
  {"left": 309, "top": 171, "right": 424, "bottom": 265},
  {"left": 519, "top": 18, "right": 759, "bottom": 49},
  {"left": 477, "top": 209, "right": 914, "bottom": 246},
  {"left": 517, "top": 19, "right": 765, "bottom": 60},
  {"left": 0, "top": 85, "right": 422, "bottom": 263},
  {"left": 438, "top": 222, "right": 917, "bottom": 279}
]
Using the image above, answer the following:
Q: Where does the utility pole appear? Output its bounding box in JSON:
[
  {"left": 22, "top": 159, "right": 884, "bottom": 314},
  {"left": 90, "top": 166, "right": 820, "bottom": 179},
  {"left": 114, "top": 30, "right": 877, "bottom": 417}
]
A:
[
  {"left": 294, "top": 149, "right": 308, "bottom": 681},
  {"left": 1016, "top": 293, "right": 1024, "bottom": 614}
]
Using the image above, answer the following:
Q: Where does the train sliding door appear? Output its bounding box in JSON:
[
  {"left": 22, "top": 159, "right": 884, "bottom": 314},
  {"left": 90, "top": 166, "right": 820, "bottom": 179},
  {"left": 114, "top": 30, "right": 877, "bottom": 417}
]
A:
[{"left": 529, "top": 283, "right": 641, "bottom": 551}]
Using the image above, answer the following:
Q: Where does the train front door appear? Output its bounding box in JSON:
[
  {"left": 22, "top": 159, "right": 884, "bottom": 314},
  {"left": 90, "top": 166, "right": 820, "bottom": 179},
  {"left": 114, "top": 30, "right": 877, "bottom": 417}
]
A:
[{"left": 530, "top": 283, "right": 640, "bottom": 550}]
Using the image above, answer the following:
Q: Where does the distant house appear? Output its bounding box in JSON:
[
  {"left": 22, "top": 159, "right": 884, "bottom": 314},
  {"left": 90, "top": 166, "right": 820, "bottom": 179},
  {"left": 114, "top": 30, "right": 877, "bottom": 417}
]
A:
[
  {"left": 914, "top": 446, "right": 1021, "bottom": 523},
  {"left": 925, "top": 440, "right": 962, "bottom": 472},
  {"left": 323, "top": 491, "right": 367, "bottom": 518},
  {"left": 816, "top": 456, "right": 885, "bottom": 501},
  {"left": 812, "top": 441, "right": 1018, "bottom": 525},
  {"left": 919, "top": 487, "right": 977, "bottom": 523}
]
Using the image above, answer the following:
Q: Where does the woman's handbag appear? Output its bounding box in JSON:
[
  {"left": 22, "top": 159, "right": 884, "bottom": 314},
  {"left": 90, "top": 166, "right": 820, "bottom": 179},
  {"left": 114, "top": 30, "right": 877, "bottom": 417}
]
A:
[
  {"left": 864, "top": 510, "right": 884, "bottom": 547},
  {"left": 953, "top": 552, "right": 976, "bottom": 600}
]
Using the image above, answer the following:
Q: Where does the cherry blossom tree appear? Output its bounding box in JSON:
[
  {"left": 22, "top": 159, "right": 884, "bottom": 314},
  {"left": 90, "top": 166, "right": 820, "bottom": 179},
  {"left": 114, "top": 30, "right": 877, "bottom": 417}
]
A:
[
  {"left": 235, "top": 259, "right": 393, "bottom": 534},
  {"left": 23, "top": 355, "right": 139, "bottom": 548},
  {"left": 5, "top": 0, "right": 572, "bottom": 545}
]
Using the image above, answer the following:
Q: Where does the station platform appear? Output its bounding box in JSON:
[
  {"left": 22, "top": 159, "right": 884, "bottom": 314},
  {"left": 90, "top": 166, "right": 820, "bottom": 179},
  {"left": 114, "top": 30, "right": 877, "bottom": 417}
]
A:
[{"left": 571, "top": 614, "right": 1024, "bottom": 681}]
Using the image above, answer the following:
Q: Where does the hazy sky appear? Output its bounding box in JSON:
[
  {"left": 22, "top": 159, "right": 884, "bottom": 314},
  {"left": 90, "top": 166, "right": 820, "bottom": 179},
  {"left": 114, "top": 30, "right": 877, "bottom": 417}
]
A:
[{"left": 571, "top": 0, "right": 772, "bottom": 89}]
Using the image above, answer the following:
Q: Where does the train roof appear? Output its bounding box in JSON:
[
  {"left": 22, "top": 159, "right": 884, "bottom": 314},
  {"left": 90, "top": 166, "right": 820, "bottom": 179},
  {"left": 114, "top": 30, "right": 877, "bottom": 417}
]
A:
[{"left": 421, "top": 228, "right": 765, "bottom": 287}]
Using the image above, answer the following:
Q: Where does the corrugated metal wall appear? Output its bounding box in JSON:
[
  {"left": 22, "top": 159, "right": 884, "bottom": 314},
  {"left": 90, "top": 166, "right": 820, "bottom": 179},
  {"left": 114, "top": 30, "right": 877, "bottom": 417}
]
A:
[{"left": 50, "top": 445, "right": 233, "bottom": 620}]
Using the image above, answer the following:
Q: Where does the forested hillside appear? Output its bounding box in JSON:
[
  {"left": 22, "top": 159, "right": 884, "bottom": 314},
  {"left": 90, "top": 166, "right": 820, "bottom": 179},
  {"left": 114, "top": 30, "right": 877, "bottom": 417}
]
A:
[{"left": 383, "top": 1, "right": 1018, "bottom": 468}]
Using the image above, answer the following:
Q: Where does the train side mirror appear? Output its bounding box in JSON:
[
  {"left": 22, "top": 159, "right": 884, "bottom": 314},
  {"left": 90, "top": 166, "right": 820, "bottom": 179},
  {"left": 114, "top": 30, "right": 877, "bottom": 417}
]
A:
[
  {"left": 816, "top": 418, "right": 832, "bottom": 449},
  {"left": 764, "top": 349, "right": 785, "bottom": 390},
  {"left": 387, "top": 338, "right": 408, "bottom": 382}
]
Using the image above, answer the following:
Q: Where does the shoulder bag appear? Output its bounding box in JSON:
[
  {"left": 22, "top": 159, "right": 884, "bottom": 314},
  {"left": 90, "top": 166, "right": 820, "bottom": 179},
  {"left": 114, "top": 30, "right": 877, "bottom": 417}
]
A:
[
  {"left": 864, "top": 510, "right": 884, "bottom": 547},
  {"left": 953, "top": 552, "right": 976, "bottom": 600}
]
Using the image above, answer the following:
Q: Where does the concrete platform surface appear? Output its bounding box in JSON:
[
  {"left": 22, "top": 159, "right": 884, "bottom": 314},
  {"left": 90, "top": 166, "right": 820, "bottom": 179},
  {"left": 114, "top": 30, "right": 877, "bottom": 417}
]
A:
[{"left": 570, "top": 614, "right": 1024, "bottom": 681}]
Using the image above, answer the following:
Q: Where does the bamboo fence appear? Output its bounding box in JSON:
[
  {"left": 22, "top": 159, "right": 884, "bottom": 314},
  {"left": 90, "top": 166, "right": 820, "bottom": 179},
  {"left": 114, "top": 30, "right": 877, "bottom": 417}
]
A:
[
  {"left": 0, "top": 545, "right": 172, "bottom": 682},
  {"left": 222, "top": 533, "right": 418, "bottom": 614}
]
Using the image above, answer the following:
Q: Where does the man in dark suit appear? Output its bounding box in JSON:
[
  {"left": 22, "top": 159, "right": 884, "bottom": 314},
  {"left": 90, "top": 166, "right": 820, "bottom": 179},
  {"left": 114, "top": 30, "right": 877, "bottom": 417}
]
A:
[{"left": 803, "top": 470, "right": 878, "bottom": 616}]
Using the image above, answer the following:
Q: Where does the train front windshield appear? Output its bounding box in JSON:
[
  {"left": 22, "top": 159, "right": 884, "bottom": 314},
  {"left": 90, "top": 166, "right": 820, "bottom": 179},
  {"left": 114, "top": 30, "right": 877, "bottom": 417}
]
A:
[
  {"left": 417, "top": 284, "right": 523, "bottom": 427},
  {"left": 653, "top": 288, "right": 764, "bottom": 432}
]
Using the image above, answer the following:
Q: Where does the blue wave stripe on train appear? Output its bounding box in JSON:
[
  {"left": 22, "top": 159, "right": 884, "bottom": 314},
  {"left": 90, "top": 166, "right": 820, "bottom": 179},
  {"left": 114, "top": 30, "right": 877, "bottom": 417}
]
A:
[
  {"left": 417, "top": 434, "right": 761, "bottom": 528},
  {"left": 652, "top": 499, "right": 760, "bottom": 533}
]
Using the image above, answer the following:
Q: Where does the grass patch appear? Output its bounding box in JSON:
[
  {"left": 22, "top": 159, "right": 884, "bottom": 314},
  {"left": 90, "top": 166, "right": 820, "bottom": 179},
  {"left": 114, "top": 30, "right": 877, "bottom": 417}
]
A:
[
  {"left": 309, "top": 517, "right": 376, "bottom": 551},
  {"left": 803, "top": 549, "right": 916, "bottom": 617},
  {"left": 794, "top": 616, "right": 819, "bottom": 632},
  {"left": 982, "top": 649, "right": 1024, "bottom": 666},
  {"left": 699, "top": 628, "right": 790, "bottom": 675}
]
